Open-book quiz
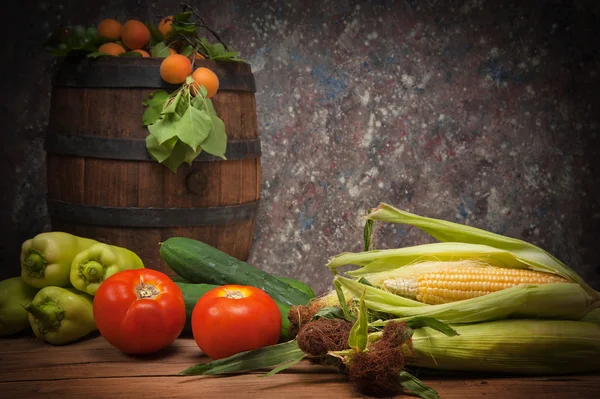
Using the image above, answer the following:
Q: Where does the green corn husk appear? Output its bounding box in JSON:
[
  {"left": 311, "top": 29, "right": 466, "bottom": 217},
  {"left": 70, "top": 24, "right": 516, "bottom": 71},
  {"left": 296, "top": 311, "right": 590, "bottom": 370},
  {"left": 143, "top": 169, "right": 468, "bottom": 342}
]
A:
[
  {"left": 324, "top": 203, "right": 600, "bottom": 324},
  {"left": 391, "top": 319, "right": 600, "bottom": 375}
]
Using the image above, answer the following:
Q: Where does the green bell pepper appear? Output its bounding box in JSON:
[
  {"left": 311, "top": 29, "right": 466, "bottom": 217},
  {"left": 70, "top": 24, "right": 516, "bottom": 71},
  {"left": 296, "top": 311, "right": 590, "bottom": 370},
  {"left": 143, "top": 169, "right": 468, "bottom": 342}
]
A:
[
  {"left": 0, "top": 277, "right": 39, "bottom": 336},
  {"left": 23, "top": 286, "right": 96, "bottom": 345},
  {"left": 70, "top": 242, "right": 145, "bottom": 295},
  {"left": 21, "top": 232, "right": 98, "bottom": 288}
]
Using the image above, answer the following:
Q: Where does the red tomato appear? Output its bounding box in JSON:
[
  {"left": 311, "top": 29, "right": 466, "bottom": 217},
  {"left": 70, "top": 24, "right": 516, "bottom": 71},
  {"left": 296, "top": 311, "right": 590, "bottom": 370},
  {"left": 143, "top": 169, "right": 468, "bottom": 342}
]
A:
[
  {"left": 93, "top": 269, "right": 186, "bottom": 354},
  {"left": 191, "top": 285, "right": 281, "bottom": 359}
]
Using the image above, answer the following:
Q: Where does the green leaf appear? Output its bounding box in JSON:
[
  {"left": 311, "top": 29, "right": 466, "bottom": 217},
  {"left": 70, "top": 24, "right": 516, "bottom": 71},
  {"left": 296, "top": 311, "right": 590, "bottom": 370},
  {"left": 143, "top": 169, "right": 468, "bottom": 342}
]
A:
[
  {"left": 348, "top": 290, "right": 368, "bottom": 351},
  {"left": 143, "top": 90, "right": 169, "bottom": 108},
  {"left": 150, "top": 41, "right": 171, "bottom": 58},
  {"left": 312, "top": 307, "right": 346, "bottom": 321},
  {"left": 179, "top": 340, "right": 304, "bottom": 376},
  {"left": 405, "top": 317, "right": 459, "bottom": 337},
  {"left": 173, "top": 11, "right": 193, "bottom": 23},
  {"left": 334, "top": 279, "right": 355, "bottom": 322},
  {"left": 147, "top": 23, "right": 164, "bottom": 46},
  {"left": 260, "top": 356, "right": 305, "bottom": 377},
  {"left": 160, "top": 140, "right": 189, "bottom": 173},
  {"left": 86, "top": 51, "right": 112, "bottom": 58},
  {"left": 120, "top": 51, "right": 143, "bottom": 57},
  {"left": 399, "top": 371, "right": 440, "bottom": 399},
  {"left": 148, "top": 113, "right": 180, "bottom": 144},
  {"left": 182, "top": 142, "right": 203, "bottom": 165},
  {"left": 172, "top": 12, "right": 198, "bottom": 36},
  {"left": 142, "top": 90, "right": 169, "bottom": 126},
  {"left": 162, "top": 90, "right": 183, "bottom": 115},
  {"left": 363, "top": 217, "right": 374, "bottom": 252},
  {"left": 213, "top": 43, "right": 226, "bottom": 54},
  {"left": 146, "top": 135, "right": 177, "bottom": 163},
  {"left": 357, "top": 277, "right": 375, "bottom": 287},
  {"left": 142, "top": 107, "right": 162, "bottom": 126},
  {"left": 201, "top": 114, "right": 227, "bottom": 158},
  {"left": 180, "top": 45, "right": 195, "bottom": 57},
  {"left": 176, "top": 106, "right": 212, "bottom": 152}
]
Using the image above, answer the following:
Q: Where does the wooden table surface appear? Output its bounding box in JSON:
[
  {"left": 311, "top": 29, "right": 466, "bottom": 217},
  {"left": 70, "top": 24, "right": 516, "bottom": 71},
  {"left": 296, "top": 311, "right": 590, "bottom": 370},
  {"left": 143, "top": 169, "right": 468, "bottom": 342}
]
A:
[{"left": 1, "top": 333, "right": 599, "bottom": 399}]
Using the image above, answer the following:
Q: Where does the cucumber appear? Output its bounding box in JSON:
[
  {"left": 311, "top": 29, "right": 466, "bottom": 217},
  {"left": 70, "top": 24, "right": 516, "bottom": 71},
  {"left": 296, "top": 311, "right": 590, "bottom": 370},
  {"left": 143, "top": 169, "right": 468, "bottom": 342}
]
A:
[
  {"left": 160, "top": 237, "right": 311, "bottom": 307},
  {"left": 175, "top": 282, "right": 218, "bottom": 333},
  {"left": 175, "top": 281, "right": 293, "bottom": 341},
  {"left": 275, "top": 275, "right": 315, "bottom": 299}
]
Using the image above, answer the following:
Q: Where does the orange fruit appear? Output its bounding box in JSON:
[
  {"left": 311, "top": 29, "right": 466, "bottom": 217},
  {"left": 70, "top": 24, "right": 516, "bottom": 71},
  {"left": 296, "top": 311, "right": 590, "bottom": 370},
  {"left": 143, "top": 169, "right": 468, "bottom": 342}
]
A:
[
  {"left": 158, "top": 16, "right": 173, "bottom": 37},
  {"left": 97, "top": 19, "right": 122, "bottom": 40},
  {"left": 160, "top": 54, "right": 192, "bottom": 84},
  {"left": 98, "top": 42, "right": 126, "bottom": 56},
  {"left": 190, "top": 52, "right": 205, "bottom": 61},
  {"left": 121, "top": 19, "right": 150, "bottom": 50},
  {"left": 132, "top": 49, "right": 150, "bottom": 57},
  {"left": 191, "top": 67, "right": 219, "bottom": 98}
]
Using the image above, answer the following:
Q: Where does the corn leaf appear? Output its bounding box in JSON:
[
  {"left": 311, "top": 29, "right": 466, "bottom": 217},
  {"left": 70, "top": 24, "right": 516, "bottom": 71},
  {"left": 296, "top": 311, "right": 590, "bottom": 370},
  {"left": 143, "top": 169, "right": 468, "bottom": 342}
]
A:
[
  {"left": 366, "top": 203, "right": 597, "bottom": 296},
  {"left": 348, "top": 291, "right": 368, "bottom": 351},
  {"left": 312, "top": 306, "right": 346, "bottom": 321},
  {"left": 399, "top": 371, "right": 440, "bottom": 399},
  {"left": 405, "top": 317, "right": 459, "bottom": 337},
  {"left": 407, "top": 319, "right": 600, "bottom": 375},
  {"left": 336, "top": 276, "right": 595, "bottom": 324},
  {"left": 179, "top": 340, "right": 304, "bottom": 375},
  {"left": 334, "top": 278, "right": 355, "bottom": 322}
]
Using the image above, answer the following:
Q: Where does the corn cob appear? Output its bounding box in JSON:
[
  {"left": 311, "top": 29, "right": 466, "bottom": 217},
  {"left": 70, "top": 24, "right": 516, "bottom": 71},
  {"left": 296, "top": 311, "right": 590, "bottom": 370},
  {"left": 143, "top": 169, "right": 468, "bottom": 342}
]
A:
[
  {"left": 401, "top": 319, "right": 600, "bottom": 375},
  {"left": 325, "top": 204, "right": 600, "bottom": 324},
  {"left": 381, "top": 260, "right": 568, "bottom": 305}
]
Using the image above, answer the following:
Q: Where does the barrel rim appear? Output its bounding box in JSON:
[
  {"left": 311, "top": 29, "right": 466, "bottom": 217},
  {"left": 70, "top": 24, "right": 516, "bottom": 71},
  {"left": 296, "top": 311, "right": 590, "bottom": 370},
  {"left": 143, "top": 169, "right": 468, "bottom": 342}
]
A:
[{"left": 53, "top": 56, "right": 256, "bottom": 91}]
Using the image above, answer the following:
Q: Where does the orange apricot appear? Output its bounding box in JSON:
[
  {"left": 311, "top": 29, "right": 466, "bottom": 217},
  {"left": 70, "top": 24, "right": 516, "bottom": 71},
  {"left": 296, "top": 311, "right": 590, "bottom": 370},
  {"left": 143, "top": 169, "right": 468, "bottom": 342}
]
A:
[
  {"left": 121, "top": 19, "right": 150, "bottom": 50},
  {"left": 132, "top": 49, "right": 150, "bottom": 57},
  {"left": 190, "top": 52, "right": 206, "bottom": 61},
  {"left": 97, "top": 18, "right": 122, "bottom": 40},
  {"left": 98, "top": 42, "right": 126, "bottom": 56},
  {"left": 158, "top": 16, "right": 173, "bottom": 37},
  {"left": 191, "top": 67, "right": 219, "bottom": 98},
  {"left": 160, "top": 54, "right": 192, "bottom": 84}
]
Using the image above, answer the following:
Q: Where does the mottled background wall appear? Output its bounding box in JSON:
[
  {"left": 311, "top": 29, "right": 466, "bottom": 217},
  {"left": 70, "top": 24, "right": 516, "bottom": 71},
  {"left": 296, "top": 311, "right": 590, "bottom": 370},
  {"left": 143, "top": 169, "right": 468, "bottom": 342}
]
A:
[{"left": 1, "top": 0, "right": 599, "bottom": 295}]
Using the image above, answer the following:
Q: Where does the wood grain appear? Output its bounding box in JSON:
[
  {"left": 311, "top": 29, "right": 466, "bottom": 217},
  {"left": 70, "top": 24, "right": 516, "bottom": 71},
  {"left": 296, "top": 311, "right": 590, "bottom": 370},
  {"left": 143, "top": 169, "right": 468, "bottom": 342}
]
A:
[
  {"left": 45, "top": 58, "right": 261, "bottom": 271},
  {"left": 0, "top": 336, "right": 598, "bottom": 399}
]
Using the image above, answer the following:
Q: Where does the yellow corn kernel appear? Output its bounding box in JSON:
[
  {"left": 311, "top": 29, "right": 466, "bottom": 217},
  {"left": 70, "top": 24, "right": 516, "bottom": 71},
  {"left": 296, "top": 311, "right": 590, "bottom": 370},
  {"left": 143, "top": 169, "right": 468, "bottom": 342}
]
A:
[{"left": 383, "top": 264, "right": 569, "bottom": 305}]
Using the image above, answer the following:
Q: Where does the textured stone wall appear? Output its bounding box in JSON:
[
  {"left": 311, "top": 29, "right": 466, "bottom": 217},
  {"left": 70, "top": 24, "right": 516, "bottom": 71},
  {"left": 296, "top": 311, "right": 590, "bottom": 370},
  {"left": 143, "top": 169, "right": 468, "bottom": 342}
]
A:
[{"left": 1, "top": 0, "right": 599, "bottom": 295}]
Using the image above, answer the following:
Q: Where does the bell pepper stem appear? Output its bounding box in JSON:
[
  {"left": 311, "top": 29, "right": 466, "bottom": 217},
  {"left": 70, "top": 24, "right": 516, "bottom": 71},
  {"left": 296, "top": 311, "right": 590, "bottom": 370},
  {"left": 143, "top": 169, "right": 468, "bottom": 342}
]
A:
[
  {"left": 22, "top": 302, "right": 64, "bottom": 334},
  {"left": 22, "top": 250, "right": 48, "bottom": 278},
  {"left": 79, "top": 260, "right": 105, "bottom": 283}
]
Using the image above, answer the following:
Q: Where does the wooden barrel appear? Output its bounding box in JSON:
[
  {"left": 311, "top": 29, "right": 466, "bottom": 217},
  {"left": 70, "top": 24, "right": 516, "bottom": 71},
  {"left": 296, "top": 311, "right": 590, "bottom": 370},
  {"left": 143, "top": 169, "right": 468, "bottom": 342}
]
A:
[{"left": 45, "top": 57, "right": 261, "bottom": 276}]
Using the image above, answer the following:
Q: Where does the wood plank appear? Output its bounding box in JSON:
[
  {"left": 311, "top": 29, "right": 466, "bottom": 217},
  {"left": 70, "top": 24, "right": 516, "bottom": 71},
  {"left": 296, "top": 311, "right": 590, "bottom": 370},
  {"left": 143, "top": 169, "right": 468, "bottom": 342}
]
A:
[
  {"left": 0, "top": 334, "right": 600, "bottom": 399},
  {"left": 0, "top": 336, "right": 599, "bottom": 398}
]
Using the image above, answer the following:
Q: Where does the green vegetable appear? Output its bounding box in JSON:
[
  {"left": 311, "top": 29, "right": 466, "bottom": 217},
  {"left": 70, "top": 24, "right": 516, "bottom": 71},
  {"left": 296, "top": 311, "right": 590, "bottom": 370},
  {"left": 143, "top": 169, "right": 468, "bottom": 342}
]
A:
[
  {"left": 160, "top": 237, "right": 312, "bottom": 307},
  {"left": 275, "top": 276, "right": 315, "bottom": 299},
  {"left": 175, "top": 281, "right": 218, "bottom": 333},
  {"left": 175, "top": 281, "right": 295, "bottom": 342},
  {"left": 24, "top": 286, "right": 96, "bottom": 345},
  {"left": 143, "top": 79, "right": 227, "bottom": 173},
  {"left": 324, "top": 203, "right": 600, "bottom": 324},
  {"left": 21, "top": 232, "right": 99, "bottom": 288},
  {"left": 70, "top": 242, "right": 145, "bottom": 295},
  {"left": 0, "top": 277, "right": 39, "bottom": 336}
]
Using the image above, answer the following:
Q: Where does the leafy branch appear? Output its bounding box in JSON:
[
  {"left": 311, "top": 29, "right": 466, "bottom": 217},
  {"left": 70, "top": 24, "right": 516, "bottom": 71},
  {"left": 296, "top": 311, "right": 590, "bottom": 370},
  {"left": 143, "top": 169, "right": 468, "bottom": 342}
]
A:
[{"left": 142, "top": 77, "right": 227, "bottom": 173}]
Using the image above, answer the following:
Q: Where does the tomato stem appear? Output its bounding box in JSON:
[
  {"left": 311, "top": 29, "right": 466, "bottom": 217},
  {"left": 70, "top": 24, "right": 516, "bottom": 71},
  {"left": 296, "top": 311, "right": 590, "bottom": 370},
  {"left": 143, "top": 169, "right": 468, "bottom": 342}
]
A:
[
  {"left": 136, "top": 279, "right": 160, "bottom": 300},
  {"left": 223, "top": 288, "right": 244, "bottom": 299}
]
